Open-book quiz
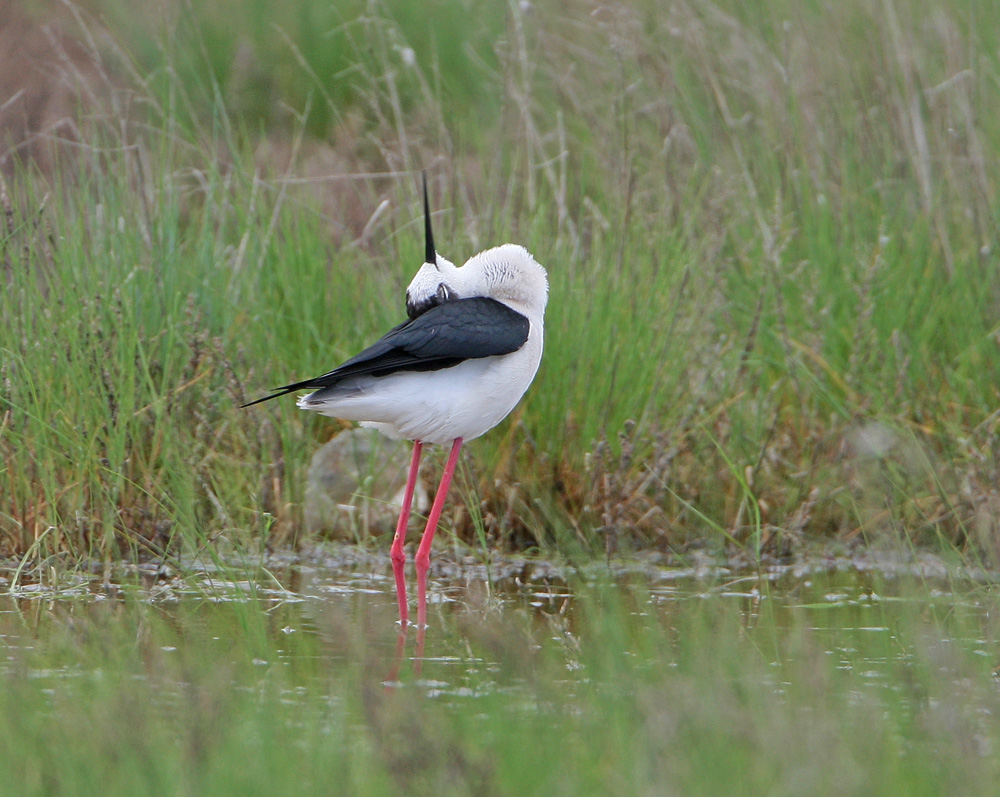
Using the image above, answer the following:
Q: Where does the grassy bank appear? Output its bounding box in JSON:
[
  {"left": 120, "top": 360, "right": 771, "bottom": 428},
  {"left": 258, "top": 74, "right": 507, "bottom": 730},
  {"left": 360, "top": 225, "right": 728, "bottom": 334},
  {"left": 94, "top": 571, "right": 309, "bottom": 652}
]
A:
[{"left": 1, "top": 0, "right": 1000, "bottom": 568}]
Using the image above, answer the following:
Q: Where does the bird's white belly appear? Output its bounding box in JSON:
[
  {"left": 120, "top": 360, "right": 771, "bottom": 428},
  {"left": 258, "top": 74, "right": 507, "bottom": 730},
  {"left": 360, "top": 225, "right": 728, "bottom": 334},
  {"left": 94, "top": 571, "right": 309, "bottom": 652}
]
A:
[{"left": 298, "top": 333, "right": 542, "bottom": 446}]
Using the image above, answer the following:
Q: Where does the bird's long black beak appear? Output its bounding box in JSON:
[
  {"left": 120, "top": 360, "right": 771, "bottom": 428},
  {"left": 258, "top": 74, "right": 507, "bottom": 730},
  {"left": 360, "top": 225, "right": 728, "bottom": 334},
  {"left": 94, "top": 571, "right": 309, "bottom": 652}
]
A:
[{"left": 423, "top": 171, "right": 437, "bottom": 270}]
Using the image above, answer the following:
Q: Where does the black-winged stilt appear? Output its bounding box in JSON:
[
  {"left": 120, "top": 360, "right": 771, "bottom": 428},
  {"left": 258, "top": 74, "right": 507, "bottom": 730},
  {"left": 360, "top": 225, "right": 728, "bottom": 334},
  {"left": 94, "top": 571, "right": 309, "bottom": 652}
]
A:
[{"left": 244, "top": 176, "right": 548, "bottom": 629}]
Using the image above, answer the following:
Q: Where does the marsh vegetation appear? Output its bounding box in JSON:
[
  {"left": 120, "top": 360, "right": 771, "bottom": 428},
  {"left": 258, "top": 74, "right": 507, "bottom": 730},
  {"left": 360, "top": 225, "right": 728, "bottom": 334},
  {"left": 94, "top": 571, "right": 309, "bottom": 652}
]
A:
[
  {"left": 3, "top": 0, "right": 999, "bottom": 568},
  {"left": 2, "top": 1, "right": 1000, "bottom": 792}
]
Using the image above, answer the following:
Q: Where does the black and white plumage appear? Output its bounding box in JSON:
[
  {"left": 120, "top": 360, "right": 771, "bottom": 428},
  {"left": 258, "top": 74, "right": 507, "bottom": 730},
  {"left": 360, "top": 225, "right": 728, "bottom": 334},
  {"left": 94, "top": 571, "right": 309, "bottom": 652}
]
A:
[
  {"left": 244, "top": 174, "right": 548, "bottom": 629},
  {"left": 243, "top": 244, "right": 547, "bottom": 445}
]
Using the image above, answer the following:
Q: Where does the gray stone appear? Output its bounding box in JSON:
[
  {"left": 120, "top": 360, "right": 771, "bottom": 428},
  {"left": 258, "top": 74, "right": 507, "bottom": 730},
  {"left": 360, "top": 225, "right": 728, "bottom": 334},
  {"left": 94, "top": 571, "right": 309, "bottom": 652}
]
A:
[{"left": 304, "top": 429, "right": 428, "bottom": 540}]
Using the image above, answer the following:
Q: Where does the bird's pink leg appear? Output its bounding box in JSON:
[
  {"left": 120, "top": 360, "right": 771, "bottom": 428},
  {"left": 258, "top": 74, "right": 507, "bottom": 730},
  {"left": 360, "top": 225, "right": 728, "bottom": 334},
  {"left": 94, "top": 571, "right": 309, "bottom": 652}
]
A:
[
  {"left": 390, "top": 440, "right": 423, "bottom": 628},
  {"left": 415, "top": 437, "right": 463, "bottom": 629}
]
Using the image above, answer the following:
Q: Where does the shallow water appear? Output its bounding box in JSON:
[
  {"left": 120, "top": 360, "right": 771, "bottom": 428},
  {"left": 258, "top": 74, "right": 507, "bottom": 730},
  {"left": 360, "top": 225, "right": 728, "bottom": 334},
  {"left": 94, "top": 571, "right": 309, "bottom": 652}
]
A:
[
  {"left": 4, "top": 548, "right": 1000, "bottom": 794},
  {"left": 3, "top": 548, "right": 997, "bottom": 694}
]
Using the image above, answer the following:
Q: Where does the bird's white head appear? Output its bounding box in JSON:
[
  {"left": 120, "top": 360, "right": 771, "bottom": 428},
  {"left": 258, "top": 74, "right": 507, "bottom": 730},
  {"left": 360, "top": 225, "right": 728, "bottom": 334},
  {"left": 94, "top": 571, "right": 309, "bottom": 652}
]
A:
[{"left": 406, "top": 254, "right": 458, "bottom": 318}]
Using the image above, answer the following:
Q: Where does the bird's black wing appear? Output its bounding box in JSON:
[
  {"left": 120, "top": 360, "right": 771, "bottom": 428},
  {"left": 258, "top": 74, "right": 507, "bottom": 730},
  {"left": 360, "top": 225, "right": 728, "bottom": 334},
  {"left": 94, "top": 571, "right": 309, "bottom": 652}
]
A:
[{"left": 241, "top": 298, "right": 529, "bottom": 407}]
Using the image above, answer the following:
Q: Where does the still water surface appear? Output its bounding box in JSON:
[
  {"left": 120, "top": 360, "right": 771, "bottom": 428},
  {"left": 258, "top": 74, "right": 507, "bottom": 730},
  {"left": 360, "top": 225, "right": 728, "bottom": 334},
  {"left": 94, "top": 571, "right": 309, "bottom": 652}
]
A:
[
  {"left": 4, "top": 549, "right": 999, "bottom": 794},
  {"left": 3, "top": 547, "right": 997, "bottom": 696}
]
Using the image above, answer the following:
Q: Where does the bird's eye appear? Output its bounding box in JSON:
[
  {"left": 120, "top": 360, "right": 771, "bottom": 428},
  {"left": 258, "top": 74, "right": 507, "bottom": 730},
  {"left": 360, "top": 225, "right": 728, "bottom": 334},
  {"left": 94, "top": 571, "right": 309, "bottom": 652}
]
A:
[
  {"left": 436, "top": 283, "right": 457, "bottom": 303},
  {"left": 407, "top": 283, "right": 457, "bottom": 320}
]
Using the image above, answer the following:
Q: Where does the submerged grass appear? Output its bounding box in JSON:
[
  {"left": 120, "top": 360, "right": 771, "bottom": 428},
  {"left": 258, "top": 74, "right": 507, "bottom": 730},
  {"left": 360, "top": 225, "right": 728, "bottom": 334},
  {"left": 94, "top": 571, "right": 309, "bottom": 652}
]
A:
[
  {"left": 1, "top": 0, "right": 1000, "bottom": 567},
  {"left": 2, "top": 570, "right": 1000, "bottom": 795}
]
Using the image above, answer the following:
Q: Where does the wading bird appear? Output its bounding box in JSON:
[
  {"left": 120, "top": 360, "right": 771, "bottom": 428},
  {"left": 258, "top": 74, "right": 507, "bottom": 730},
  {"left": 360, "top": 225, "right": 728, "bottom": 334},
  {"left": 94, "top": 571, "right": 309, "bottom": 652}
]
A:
[{"left": 243, "top": 175, "right": 548, "bottom": 629}]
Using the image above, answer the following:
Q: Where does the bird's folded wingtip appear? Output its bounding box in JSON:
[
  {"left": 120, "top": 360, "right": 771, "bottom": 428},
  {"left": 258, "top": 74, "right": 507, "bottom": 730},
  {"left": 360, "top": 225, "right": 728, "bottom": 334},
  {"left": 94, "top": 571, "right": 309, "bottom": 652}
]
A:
[
  {"left": 240, "top": 393, "right": 275, "bottom": 409},
  {"left": 240, "top": 384, "right": 302, "bottom": 408},
  {"left": 423, "top": 170, "right": 436, "bottom": 268}
]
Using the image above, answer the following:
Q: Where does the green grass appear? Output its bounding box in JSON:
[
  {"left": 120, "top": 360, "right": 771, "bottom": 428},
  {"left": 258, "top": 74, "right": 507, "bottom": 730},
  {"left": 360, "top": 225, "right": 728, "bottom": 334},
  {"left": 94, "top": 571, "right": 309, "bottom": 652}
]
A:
[
  {"left": 63, "top": 0, "right": 508, "bottom": 140},
  {"left": 2, "top": 0, "right": 1000, "bottom": 567},
  {"left": 2, "top": 571, "right": 1000, "bottom": 795}
]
